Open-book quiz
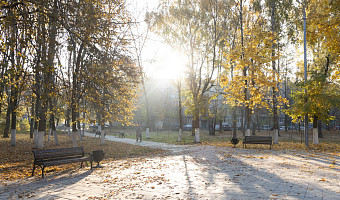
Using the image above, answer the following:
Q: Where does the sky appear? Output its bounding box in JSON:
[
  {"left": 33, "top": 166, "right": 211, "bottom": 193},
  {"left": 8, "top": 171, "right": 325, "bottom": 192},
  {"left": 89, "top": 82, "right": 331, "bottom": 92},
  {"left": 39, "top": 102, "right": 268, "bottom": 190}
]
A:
[{"left": 126, "top": 0, "right": 188, "bottom": 80}]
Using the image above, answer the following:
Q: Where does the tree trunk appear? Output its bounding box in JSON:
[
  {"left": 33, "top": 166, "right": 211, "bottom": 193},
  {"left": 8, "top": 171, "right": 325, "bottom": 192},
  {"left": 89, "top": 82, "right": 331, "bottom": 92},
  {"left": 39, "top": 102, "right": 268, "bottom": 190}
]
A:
[
  {"left": 245, "top": 107, "right": 251, "bottom": 136},
  {"left": 3, "top": 98, "right": 11, "bottom": 138},
  {"left": 251, "top": 115, "right": 256, "bottom": 136},
  {"left": 317, "top": 120, "right": 323, "bottom": 138},
  {"left": 71, "top": 42, "right": 84, "bottom": 147},
  {"left": 178, "top": 85, "right": 183, "bottom": 131},
  {"left": 10, "top": 84, "right": 18, "bottom": 146},
  {"left": 10, "top": 98, "right": 16, "bottom": 146},
  {"left": 100, "top": 124, "right": 105, "bottom": 145},
  {"left": 313, "top": 115, "right": 319, "bottom": 144},
  {"left": 241, "top": 108, "right": 245, "bottom": 136},
  {"left": 33, "top": 91, "right": 40, "bottom": 148},
  {"left": 232, "top": 106, "right": 237, "bottom": 139}
]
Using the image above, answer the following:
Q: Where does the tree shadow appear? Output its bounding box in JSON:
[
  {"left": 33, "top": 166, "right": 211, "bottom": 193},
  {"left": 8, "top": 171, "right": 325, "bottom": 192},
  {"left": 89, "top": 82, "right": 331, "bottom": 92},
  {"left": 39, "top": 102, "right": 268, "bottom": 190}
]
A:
[{"left": 180, "top": 146, "right": 339, "bottom": 199}]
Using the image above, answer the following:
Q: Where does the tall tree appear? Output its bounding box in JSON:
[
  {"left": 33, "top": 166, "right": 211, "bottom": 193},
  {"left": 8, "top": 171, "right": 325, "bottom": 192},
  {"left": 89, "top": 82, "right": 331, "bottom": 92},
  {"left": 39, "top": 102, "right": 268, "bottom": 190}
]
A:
[{"left": 147, "top": 0, "right": 224, "bottom": 141}]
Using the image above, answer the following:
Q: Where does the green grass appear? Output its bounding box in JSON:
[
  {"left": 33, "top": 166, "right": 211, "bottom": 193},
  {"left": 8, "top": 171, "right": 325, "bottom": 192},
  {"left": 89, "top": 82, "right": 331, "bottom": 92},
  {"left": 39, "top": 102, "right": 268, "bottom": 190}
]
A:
[
  {"left": 106, "top": 128, "right": 340, "bottom": 146},
  {"left": 107, "top": 129, "right": 236, "bottom": 145}
]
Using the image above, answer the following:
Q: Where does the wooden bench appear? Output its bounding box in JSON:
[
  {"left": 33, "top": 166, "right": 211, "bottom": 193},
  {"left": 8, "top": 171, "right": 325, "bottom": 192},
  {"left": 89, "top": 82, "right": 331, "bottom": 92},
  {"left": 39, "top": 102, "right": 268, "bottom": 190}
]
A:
[
  {"left": 243, "top": 136, "right": 272, "bottom": 149},
  {"left": 94, "top": 131, "right": 106, "bottom": 138},
  {"left": 118, "top": 132, "right": 125, "bottom": 138},
  {"left": 32, "top": 147, "right": 93, "bottom": 178},
  {"left": 114, "top": 132, "right": 125, "bottom": 138}
]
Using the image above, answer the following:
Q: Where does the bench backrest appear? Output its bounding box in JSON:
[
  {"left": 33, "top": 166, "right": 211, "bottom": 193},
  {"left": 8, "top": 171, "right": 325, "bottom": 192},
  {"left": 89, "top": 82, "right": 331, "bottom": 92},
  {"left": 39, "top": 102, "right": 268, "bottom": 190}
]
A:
[
  {"left": 244, "top": 136, "right": 272, "bottom": 142},
  {"left": 33, "top": 147, "right": 85, "bottom": 162}
]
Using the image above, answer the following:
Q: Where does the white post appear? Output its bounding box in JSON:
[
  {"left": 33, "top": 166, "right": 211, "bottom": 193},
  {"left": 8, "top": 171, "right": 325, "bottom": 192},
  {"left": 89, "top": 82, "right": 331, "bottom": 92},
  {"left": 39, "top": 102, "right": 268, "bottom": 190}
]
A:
[
  {"left": 146, "top": 128, "right": 150, "bottom": 139},
  {"left": 178, "top": 128, "right": 182, "bottom": 142},
  {"left": 313, "top": 128, "right": 319, "bottom": 144},
  {"left": 11, "top": 129, "right": 16, "bottom": 146},
  {"left": 194, "top": 128, "right": 200, "bottom": 143}
]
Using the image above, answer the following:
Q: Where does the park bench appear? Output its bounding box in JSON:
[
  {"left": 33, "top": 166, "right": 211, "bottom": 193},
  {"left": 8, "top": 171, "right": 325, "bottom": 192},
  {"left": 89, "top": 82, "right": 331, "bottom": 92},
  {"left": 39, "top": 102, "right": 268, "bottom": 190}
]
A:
[
  {"left": 32, "top": 147, "right": 93, "bottom": 178},
  {"left": 94, "top": 131, "right": 106, "bottom": 138},
  {"left": 115, "top": 132, "right": 125, "bottom": 138},
  {"left": 243, "top": 136, "right": 272, "bottom": 150}
]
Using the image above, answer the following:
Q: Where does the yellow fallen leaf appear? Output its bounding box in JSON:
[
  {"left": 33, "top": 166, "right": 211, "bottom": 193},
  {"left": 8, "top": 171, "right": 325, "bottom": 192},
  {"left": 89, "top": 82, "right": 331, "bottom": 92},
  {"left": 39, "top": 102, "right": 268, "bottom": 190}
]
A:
[{"left": 320, "top": 178, "right": 326, "bottom": 181}]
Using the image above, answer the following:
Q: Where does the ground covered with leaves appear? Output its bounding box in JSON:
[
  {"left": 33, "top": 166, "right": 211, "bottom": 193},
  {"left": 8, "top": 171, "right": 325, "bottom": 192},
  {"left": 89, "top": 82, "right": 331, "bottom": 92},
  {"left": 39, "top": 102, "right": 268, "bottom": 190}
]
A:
[
  {"left": 0, "top": 133, "right": 165, "bottom": 181},
  {"left": 119, "top": 128, "right": 340, "bottom": 153}
]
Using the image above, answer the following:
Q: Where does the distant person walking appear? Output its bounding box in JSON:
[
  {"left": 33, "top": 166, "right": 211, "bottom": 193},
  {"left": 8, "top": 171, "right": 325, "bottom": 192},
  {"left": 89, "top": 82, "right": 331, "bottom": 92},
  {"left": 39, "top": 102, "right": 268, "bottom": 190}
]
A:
[{"left": 136, "top": 125, "right": 142, "bottom": 142}]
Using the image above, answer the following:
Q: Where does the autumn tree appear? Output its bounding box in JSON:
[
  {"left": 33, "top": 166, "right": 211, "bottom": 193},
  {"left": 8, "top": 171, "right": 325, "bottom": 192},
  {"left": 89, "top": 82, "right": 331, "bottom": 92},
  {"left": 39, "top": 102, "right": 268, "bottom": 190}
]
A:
[
  {"left": 147, "top": 0, "right": 226, "bottom": 141},
  {"left": 221, "top": 1, "right": 286, "bottom": 143},
  {"left": 287, "top": 0, "right": 340, "bottom": 144},
  {"left": 0, "top": 1, "right": 31, "bottom": 146}
]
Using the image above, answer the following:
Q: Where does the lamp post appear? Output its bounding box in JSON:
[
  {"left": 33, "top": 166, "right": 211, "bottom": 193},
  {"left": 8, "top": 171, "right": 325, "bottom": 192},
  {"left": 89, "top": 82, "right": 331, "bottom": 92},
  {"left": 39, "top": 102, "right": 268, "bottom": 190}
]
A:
[{"left": 303, "top": 1, "right": 308, "bottom": 147}]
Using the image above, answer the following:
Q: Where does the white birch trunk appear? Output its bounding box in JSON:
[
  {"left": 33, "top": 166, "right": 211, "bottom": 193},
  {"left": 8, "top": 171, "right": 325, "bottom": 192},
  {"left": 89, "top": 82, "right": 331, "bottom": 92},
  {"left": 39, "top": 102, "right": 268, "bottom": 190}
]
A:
[
  {"left": 146, "top": 128, "right": 150, "bottom": 139},
  {"left": 313, "top": 128, "right": 319, "bottom": 144},
  {"left": 68, "top": 127, "right": 71, "bottom": 137},
  {"left": 11, "top": 129, "right": 16, "bottom": 146},
  {"left": 71, "top": 131, "right": 78, "bottom": 147},
  {"left": 82, "top": 124, "right": 85, "bottom": 137},
  {"left": 53, "top": 130, "right": 59, "bottom": 146},
  {"left": 246, "top": 129, "right": 251, "bottom": 136},
  {"left": 37, "top": 131, "right": 45, "bottom": 149},
  {"left": 33, "top": 129, "right": 38, "bottom": 148},
  {"left": 100, "top": 130, "right": 105, "bottom": 145},
  {"left": 178, "top": 128, "right": 182, "bottom": 142},
  {"left": 273, "top": 129, "right": 279, "bottom": 144},
  {"left": 194, "top": 128, "right": 200, "bottom": 143},
  {"left": 78, "top": 129, "right": 82, "bottom": 141}
]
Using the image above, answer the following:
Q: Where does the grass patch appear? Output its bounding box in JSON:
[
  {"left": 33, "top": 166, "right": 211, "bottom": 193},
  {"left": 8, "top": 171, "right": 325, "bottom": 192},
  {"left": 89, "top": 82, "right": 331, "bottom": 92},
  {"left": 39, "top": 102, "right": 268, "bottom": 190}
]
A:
[{"left": 0, "top": 132, "right": 165, "bottom": 181}]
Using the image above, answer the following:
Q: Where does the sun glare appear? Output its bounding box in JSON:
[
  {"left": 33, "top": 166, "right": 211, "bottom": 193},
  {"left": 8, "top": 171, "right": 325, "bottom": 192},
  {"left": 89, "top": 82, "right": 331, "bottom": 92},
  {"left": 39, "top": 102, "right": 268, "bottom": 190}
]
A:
[{"left": 152, "top": 48, "right": 187, "bottom": 80}]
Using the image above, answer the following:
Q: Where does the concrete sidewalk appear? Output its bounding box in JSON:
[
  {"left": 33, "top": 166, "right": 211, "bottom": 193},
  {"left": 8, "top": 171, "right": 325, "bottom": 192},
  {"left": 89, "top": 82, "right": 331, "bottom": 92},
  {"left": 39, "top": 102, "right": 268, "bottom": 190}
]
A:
[
  {"left": 84, "top": 131, "right": 191, "bottom": 153},
  {"left": 1, "top": 135, "right": 339, "bottom": 200}
]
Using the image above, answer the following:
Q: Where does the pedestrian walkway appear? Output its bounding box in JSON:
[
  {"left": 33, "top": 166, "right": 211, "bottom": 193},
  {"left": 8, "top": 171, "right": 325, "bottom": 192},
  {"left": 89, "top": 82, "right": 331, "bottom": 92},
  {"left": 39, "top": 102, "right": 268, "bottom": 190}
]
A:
[{"left": 84, "top": 131, "right": 191, "bottom": 153}]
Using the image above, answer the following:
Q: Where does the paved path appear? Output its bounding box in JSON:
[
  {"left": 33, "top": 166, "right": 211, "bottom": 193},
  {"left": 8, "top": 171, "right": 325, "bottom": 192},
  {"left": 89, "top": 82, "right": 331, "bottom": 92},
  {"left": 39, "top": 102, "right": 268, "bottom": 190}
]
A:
[
  {"left": 84, "top": 132, "right": 191, "bottom": 153},
  {"left": 0, "top": 135, "right": 339, "bottom": 200}
]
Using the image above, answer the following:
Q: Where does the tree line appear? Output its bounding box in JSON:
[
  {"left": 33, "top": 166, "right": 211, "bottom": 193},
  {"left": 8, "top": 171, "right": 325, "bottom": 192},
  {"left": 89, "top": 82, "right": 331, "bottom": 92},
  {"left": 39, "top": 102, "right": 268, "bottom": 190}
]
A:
[
  {"left": 0, "top": 0, "right": 140, "bottom": 148},
  {"left": 146, "top": 0, "right": 340, "bottom": 144}
]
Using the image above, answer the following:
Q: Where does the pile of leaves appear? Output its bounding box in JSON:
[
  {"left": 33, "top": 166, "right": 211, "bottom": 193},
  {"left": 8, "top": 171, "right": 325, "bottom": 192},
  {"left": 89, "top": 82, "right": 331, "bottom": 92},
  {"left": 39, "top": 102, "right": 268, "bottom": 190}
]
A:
[{"left": 0, "top": 133, "right": 165, "bottom": 181}]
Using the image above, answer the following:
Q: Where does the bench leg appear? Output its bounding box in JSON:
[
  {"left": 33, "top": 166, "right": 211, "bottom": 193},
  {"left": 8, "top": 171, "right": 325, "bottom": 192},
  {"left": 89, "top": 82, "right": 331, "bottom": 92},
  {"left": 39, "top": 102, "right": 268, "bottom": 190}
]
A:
[
  {"left": 90, "top": 161, "right": 93, "bottom": 170},
  {"left": 41, "top": 166, "right": 45, "bottom": 178},
  {"left": 32, "top": 165, "right": 36, "bottom": 176}
]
